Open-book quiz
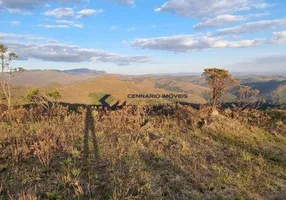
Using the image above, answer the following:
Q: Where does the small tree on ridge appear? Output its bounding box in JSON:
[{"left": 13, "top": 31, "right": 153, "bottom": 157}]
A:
[{"left": 203, "top": 68, "right": 237, "bottom": 114}]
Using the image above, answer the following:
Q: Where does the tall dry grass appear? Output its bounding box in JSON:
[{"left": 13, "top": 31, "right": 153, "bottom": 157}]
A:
[{"left": 0, "top": 104, "right": 285, "bottom": 199}]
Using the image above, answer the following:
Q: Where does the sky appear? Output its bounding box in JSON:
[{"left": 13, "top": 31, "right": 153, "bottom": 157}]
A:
[{"left": 0, "top": 0, "right": 286, "bottom": 75}]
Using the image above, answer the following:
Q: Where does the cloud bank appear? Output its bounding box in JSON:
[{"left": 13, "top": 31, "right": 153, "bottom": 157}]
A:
[
  {"left": 132, "top": 32, "right": 286, "bottom": 52},
  {"left": 0, "top": 32, "right": 152, "bottom": 66},
  {"left": 155, "top": 0, "right": 269, "bottom": 18}
]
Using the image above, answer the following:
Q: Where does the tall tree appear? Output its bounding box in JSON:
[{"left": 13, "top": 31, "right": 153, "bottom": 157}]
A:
[
  {"left": 271, "top": 84, "right": 286, "bottom": 105},
  {"left": 203, "top": 68, "right": 237, "bottom": 114},
  {"left": 0, "top": 43, "right": 23, "bottom": 109}
]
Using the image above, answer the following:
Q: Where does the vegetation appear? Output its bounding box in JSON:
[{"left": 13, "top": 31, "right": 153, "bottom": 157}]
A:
[
  {"left": 46, "top": 90, "right": 62, "bottom": 102},
  {"left": 0, "top": 67, "right": 285, "bottom": 199},
  {"left": 25, "top": 88, "right": 62, "bottom": 109},
  {"left": 0, "top": 104, "right": 285, "bottom": 199},
  {"left": 202, "top": 68, "right": 237, "bottom": 114},
  {"left": 271, "top": 84, "right": 286, "bottom": 105},
  {"left": 0, "top": 44, "right": 23, "bottom": 109}
]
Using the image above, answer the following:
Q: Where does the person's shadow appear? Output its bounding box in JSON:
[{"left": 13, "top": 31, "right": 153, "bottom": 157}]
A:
[{"left": 83, "top": 106, "right": 111, "bottom": 199}]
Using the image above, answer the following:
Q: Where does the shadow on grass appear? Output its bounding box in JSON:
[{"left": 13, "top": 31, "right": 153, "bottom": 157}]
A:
[{"left": 82, "top": 106, "right": 111, "bottom": 199}]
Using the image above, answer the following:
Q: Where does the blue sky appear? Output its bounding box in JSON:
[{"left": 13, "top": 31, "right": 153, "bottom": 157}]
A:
[{"left": 0, "top": 0, "right": 286, "bottom": 74}]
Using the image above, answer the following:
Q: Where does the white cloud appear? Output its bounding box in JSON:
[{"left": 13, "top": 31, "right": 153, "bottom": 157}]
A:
[
  {"left": 6, "top": 8, "right": 21, "bottom": 13},
  {"left": 108, "top": 0, "right": 134, "bottom": 5},
  {"left": 76, "top": 9, "right": 103, "bottom": 18},
  {"left": 44, "top": 25, "right": 69, "bottom": 28},
  {"left": 193, "top": 15, "right": 245, "bottom": 30},
  {"left": 110, "top": 25, "right": 118, "bottom": 30},
  {"left": 155, "top": 0, "right": 270, "bottom": 18},
  {"left": 0, "top": 32, "right": 152, "bottom": 66},
  {"left": 133, "top": 35, "right": 263, "bottom": 52},
  {"left": 272, "top": 31, "right": 286, "bottom": 44},
  {"left": 193, "top": 13, "right": 269, "bottom": 30},
  {"left": 56, "top": 20, "right": 83, "bottom": 28},
  {"left": 127, "top": 27, "right": 136, "bottom": 31},
  {"left": 216, "top": 18, "right": 286, "bottom": 35},
  {"left": 73, "top": 24, "right": 84, "bottom": 28},
  {"left": 0, "top": 32, "right": 57, "bottom": 42},
  {"left": 132, "top": 32, "right": 286, "bottom": 52},
  {"left": 253, "top": 3, "right": 274, "bottom": 9},
  {"left": 44, "top": 8, "right": 74, "bottom": 18},
  {"left": 230, "top": 54, "right": 286, "bottom": 72},
  {"left": 10, "top": 21, "right": 20, "bottom": 26},
  {"left": 6, "top": 8, "right": 33, "bottom": 15},
  {"left": 0, "top": 0, "right": 82, "bottom": 10}
]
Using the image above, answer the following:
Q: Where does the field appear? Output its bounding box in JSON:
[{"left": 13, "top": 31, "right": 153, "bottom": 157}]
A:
[
  {"left": 0, "top": 104, "right": 285, "bottom": 199},
  {"left": 0, "top": 69, "right": 286, "bottom": 199}
]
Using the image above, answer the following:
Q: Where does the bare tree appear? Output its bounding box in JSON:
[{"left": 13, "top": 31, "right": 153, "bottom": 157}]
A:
[
  {"left": 238, "top": 85, "right": 260, "bottom": 108},
  {"left": 203, "top": 68, "right": 237, "bottom": 115},
  {"left": 271, "top": 84, "right": 286, "bottom": 105},
  {"left": 0, "top": 43, "right": 23, "bottom": 109}
]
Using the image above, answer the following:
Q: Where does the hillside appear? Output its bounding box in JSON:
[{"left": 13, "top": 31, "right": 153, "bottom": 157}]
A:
[
  {"left": 45, "top": 75, "right": 206, "bottom": 104},
  {"left": 11, "top": 69, "right": 106, "bottom": 86},
  {"left": 153, "top": 78, "right": 209, "bottom": 96},
  {"left": 8, "top": 69, "right": 286, "bottom": 106},
  {"left": 62, "top": 68, "right": 107, "bottom": 76},
  {"left": 243, "top": 80, "right": 286, "bottom": 95},
  {"left": 0, "top": 105, "right": 285, "bottom": 199}
]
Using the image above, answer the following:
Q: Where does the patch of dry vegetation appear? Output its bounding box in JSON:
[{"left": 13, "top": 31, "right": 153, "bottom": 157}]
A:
[{"left": 0, "top": 105, "right": 285, "bottom": 199}]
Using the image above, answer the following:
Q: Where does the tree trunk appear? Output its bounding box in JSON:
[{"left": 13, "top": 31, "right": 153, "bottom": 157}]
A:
[{"left": 1, "top": 53, "right": 11, "bottom": 109}]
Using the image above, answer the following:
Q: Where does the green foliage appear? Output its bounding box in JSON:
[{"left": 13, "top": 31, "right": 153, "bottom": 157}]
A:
[
  {"left": 241, "top": 151, "right": 253, "bottom": 162},
  {"left": 0, "top": 43, "right": 8, "bottom": 53},
  {"left": 25, "top": 88, "right": 41, "bottom": 103},
  {"left": 25, "top": 88, "right": 51, "bottom": 109},
  {"left": 46, "top": 192, "right": 62, "bottom": 200},
  {"left": 220, "top": 92, "right": 238, "bottom": 103},
  {"left": 46, "top": 90, "right": 62, "bottom": 102}
]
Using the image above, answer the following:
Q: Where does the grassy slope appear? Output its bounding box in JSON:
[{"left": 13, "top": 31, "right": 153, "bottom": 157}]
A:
[
  {"left": 8, "top": 74, "right": 206, "bottom": 106},
  {"left": 11, "top": 70, "right": 94, "bottom": 86},
  {"left": 45, "top": 75, "right": 206, "bottom": 104},
  {"left": 0, "top": 106, "right": 285, "bottom": 199},
  {"left": 153, "top": 78, "right": 209, "bottom": 96}
]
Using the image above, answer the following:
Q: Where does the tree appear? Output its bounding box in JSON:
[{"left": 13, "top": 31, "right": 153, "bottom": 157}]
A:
[
  {"left": 238, "top": 85, "right": 260, "bottom": 107},
  {"left": 203, "top": 68, "right": 237, "bottom": 114},
  {"left": 46, "top": 90, "right": 62, "bottom": 102},
  {"left": 0, "top": 43, "right": 23, "bottom": 109},
  {"left": 271, "top": 84, "right": 286, "bottom": 105},
  {"left": 26, "top": 89, "right": 62, "bottom": 109},
  {"left": 26, "top": 88, "right": 50, "bottom": 109}
]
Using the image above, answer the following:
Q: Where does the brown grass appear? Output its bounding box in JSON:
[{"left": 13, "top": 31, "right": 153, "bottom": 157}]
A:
[{"left": 0, "top": 105, "right": 285, "bottom": 199}]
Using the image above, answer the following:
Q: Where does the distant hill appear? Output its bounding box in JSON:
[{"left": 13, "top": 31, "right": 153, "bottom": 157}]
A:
[
  {"left": 9, "top": 69, "right": 286, "bottom": 105},
  {"left": 11, "top": 68, "right": 107, "bottom": 86},
  {"left": 62, "top": 68, "right": 107, "bottom": 76},
  {"left": 154, "top": 78, "right": 208, "bottom": 96},
  {"left": 243, "top": 80, "right": 286, "bottom": 95},
  {"left": 43, "top": 74, "right": 206, "bottom": 105}
]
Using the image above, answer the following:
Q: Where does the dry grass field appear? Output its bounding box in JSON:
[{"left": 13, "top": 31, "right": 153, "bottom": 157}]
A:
[{"left": 0, "top": 104, "right": 285, "bottom": 199}]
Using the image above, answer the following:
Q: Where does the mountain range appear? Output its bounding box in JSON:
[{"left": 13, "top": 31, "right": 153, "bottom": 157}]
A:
[{"left": 9, "top": 68, "right": 286, "bottom": 105}]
